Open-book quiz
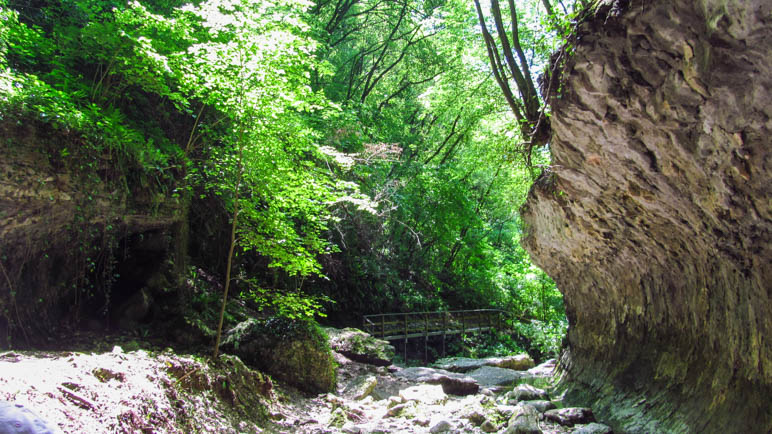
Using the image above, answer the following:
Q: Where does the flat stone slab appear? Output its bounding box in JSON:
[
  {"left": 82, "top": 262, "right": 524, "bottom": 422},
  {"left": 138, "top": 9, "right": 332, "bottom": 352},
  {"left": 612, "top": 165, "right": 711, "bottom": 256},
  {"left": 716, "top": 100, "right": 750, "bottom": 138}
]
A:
[
  {"left": 399, "top": 384, "right": 446, "bottom": 405},
  {"left": 466, "top": 366, "right": 529, "bottom": 387},
  {"left": 394, "top": 366, "right": 458, "bottom": 382},
  {"left": 572, "top": 422, "right": 613, "bottom": 433},
  {"left": 489, "top": 355, "right": 535, "bottom": 371},
  {"left": 432, "top": 357, "right": 488, "bottom": 372},
  {"left": 433, "top": 354, "right": 535, "bottom": 373}
]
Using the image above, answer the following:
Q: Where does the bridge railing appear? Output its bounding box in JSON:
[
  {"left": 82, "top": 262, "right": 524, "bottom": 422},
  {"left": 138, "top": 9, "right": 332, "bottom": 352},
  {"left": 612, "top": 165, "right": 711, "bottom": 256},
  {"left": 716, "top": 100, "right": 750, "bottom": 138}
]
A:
[{"left": 362, "top": 309, "right": 506, "bottom": 341}]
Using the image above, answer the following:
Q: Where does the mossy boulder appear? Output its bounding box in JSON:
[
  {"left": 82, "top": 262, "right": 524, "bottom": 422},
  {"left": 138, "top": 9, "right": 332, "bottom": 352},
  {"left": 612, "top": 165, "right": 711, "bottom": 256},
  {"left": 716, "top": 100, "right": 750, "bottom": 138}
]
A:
[
  {"left": 221, "top": 317, "right": 336, "bottom": 394},
  {"left": 324, "top": 327, "right": 395, "bottom": 366}
]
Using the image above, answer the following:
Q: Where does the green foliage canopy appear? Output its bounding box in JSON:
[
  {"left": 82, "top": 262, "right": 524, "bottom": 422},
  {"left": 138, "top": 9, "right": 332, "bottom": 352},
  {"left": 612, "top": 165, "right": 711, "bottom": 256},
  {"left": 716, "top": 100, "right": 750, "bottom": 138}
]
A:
[{"left": 0, "top": 0, "right": 573, "bottom": 354}]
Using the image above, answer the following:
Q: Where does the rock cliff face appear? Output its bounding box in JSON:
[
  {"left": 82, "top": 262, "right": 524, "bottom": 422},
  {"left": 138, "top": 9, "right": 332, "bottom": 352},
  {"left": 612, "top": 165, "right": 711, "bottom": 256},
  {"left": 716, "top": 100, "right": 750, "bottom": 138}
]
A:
[
  {"left": 522, "top": 0, "right": 771, "bottom": 431},
  {"left": 0, "top": 120, "right": 180, "bottom": 345}
]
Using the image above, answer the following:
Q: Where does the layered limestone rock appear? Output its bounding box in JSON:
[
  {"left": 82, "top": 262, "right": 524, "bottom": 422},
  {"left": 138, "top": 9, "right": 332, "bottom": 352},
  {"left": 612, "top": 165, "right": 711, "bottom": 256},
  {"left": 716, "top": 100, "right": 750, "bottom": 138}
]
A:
[
  {"left": 522, "top": 0, "right": 771, "bottom": 431},
  {"left": 0, "top": 120, "right": 180, "bottom": 345}
]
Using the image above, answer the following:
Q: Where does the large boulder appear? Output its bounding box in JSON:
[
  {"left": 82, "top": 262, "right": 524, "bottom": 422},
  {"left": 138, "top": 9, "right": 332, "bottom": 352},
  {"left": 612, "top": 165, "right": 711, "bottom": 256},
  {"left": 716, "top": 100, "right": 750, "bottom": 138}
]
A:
[
  {"left": 342, "top": 375, "right": 378, "bottom": 401},
  {"left": 432, "top": 357, "right": 488, "bottom": 372},
  {"left": 221, "top": 317, "right": 336, "bottom": 394},
  {"left": 324, "top": 327, "right": 395, "bottom": 366},
  {"left": 394, "top": 367, "right": 479, "bottom": 396},
  {"left": 521, "top": 0, "right": 772, "bottom": 431}
]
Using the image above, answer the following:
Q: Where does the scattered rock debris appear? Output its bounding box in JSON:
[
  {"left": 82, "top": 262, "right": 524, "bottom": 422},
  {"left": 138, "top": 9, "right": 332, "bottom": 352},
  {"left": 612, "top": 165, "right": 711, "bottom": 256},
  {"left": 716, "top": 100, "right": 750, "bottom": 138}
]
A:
[
  {"left": 0, "top": 345, "right": 611, "bottom": 433},
  {"left": 0, "top": 347, "right": 269, "bottom": 433},
  {"left": 266, "top": 353, "right": 610, "bottom": 434}
]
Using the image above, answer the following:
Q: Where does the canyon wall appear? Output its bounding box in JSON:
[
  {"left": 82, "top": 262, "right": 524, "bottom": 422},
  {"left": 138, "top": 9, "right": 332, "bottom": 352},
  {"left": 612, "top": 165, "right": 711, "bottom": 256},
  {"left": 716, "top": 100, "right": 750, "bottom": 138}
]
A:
[
  {"left": 0, "top": 120, "right": 181, "bottom": 346},
  {"left": 522, "top": 0, "right": 771, "bottom": 431}
]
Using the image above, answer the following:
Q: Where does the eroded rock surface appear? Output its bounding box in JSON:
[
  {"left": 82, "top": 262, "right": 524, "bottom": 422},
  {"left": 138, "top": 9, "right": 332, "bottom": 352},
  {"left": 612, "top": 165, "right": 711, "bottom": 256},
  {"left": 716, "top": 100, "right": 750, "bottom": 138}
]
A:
[{"left": 522, "top": 0, "right": 772, "bottom": 431}]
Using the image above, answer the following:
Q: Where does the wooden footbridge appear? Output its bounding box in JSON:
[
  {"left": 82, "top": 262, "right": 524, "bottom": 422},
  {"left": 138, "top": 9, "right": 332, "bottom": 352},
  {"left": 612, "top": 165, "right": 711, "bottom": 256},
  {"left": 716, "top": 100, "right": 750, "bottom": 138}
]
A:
[{"left": 363, "top": 309, "right": 508, "bottom": 361}]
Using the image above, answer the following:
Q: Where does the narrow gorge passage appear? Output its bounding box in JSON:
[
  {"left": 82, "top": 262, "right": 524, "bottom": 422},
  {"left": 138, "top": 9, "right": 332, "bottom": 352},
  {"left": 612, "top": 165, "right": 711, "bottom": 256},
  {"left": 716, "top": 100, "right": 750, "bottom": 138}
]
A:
[{"left": 1, "top": 0, "right": 770, "bottom": 432}]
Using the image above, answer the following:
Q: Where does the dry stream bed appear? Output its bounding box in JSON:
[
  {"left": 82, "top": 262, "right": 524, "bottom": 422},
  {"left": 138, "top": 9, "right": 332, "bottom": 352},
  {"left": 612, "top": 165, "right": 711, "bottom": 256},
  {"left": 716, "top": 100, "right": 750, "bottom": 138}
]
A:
[{"left": 0, "top": 341, "right": 610, "bottom": 433}]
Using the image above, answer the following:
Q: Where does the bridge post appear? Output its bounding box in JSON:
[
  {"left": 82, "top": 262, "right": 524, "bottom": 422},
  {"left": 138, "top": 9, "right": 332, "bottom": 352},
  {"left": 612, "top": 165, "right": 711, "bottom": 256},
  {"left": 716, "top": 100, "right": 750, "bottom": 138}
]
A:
[
  {"left": 381, "top": 315, "right": 385, "bottom": 339},
  {"left": 423, "top": 313, "right": 428, "bottom": 363},
  {"left": 403, "top": 314, "right": 408, "bottom": 363},
  {"left": 461, "top": 311, "right": 466, "bottom": 337},
  {"left": 442, "top": 312, "right": 447, "bottom": 357}
]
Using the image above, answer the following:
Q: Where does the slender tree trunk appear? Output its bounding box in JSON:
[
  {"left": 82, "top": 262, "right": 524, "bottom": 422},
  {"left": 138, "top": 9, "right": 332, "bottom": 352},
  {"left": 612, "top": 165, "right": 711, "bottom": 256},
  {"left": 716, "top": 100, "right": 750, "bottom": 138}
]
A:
[
  {"left": 212, "top": 199, "right": 239, "bottom": 359},
  {"left": 212, "top": 136, "right": 244, "bottom": 360},
  {"left": 473, "top": 0, "right": 523, "bottom": 123},
  {"left": 174, "top": 104, "right": 206, "bottom": 307},
  {"left": 474, "top": 0, "right": 551, "bottom": 153}
]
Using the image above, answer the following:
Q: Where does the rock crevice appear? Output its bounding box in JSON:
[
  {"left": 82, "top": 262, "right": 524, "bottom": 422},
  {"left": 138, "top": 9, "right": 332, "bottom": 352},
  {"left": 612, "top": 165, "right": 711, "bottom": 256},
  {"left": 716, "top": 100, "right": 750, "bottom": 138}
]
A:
[{"left": 522, "top": 0, "right": 772, "bottom": 431}]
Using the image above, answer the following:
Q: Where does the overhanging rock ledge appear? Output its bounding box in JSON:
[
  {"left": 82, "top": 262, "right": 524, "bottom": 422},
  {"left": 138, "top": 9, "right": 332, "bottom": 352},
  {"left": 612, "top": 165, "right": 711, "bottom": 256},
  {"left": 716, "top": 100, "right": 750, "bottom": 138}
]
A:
[{"left": 521, "top": 1, "right": 772, "bottom": 431}]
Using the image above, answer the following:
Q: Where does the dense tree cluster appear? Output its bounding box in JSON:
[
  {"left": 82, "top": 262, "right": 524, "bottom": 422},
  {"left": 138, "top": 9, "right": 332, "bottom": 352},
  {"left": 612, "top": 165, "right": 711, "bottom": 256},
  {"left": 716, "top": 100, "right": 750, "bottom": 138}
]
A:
[{"left": 0, "top": 0, "right": 586, "bottom": 355}]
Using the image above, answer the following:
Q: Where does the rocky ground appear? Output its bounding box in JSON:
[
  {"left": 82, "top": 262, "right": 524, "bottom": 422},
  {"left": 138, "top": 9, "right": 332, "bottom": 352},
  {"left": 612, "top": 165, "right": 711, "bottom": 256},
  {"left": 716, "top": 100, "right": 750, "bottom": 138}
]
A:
[
  {"left": 0, "top": 332, "right": 611, "bottom": 433},
  {"left": 0, "top": 346, "right": 272, "bottom": 433},
  {"left": 266, "top": 352, "right": 610, "bottom": 434}
]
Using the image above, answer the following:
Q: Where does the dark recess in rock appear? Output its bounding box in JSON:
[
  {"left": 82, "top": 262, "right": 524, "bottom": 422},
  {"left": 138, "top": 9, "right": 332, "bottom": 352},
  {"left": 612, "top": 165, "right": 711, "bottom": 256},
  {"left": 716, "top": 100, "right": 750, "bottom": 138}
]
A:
[{"left": 0, "top": 118, "right": 181, "bottom": 347}]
